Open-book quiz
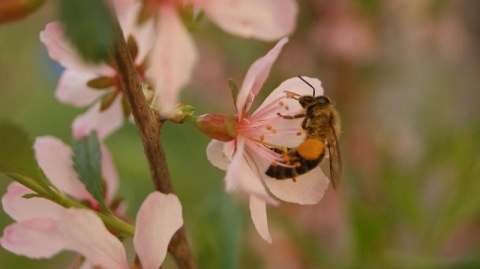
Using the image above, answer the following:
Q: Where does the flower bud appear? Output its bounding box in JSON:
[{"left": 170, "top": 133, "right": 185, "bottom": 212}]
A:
[
  {"left": 195, "top": 114, "right": 237, "bottom": 142},
  {"left": 0, "top": 0, "right": 45, "bottom": 23}
]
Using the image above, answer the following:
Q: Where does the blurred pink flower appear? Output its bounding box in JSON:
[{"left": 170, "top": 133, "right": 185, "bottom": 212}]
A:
[
  {"left": 206, "top": 38, "right": 329, "bottom": 243},
  {"left": 146, "top": 2, "right": 197, "bottom": 117},
  {"left": 57, "top": 192, "right": 182, "bottom": 269},
  {"left": 196, "top": 0, "right": 298, "bottom": 41},
  {"left": 311, "top": 1, "right": 376, "bottom": 63},
  {"left": 141, "top": 0, "right": 298, "bottom": 116},
  {"left": 40, "top": 3, "right": 154, "bottom": 139},
  {"left": 0, "top": 136, "right": 121, "bottom": 259}
]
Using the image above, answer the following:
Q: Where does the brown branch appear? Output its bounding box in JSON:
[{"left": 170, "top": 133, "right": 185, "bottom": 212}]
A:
[{"left": 111, "top": 23, "right": 197, "bottom": 269}]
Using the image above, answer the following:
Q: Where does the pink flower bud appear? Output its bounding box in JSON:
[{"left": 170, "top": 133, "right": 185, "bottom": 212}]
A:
[
  {"left": 0, "top": 0, "right": 45, "bottom": 23},
  {"left": 196, "top": 114, "right": 237, "bottom": 142}
]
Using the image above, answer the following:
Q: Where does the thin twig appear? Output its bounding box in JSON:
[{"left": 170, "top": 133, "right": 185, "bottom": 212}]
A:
[{"left": 111, "top": 23, "right": 197, "bottom": 269}]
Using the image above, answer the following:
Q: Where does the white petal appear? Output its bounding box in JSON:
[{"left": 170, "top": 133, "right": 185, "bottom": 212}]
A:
[
  {"left": 134, "top": 192, "right": 183, "bottom": 269},
  {"left": 252, "top": 76, "right": 324, "bottom": 147},
  {"left": 0, "top": 218, "right": 64, "bottom": 258},
  {"left": 58, "top": 209, "right": 129, "bottom": 269},
  {"left": 236, "top": 38, "right": 288, "bottom": 114},
  {"left": 263, "top": 166, "right": 329, "bottom": 204},
  {"left": 206, "top": 140, "right": 230, "bottom": 170},
  {"left": 34, "top": 136, "right": 94, "bottom": 202},
  {"left": 203, "top": 0, "right": 297, "bottom": 41},
  {"left": 149, "top": 5, "right": 198, "bottom": 116},
  {"left": 225, "top": 138, "right": 277, "bottom": 204},
  {"left": 256, "top": 76, "right": 324, "bottom": 112},
  {"left": 56, "top": 70, "right": 106, "bottom": 107},
  {"left": 249, "top": 195, "right": 272, "bottom": 243},
  {"left": 2, "top": 182, "right": 65, "bottom": 222},
  {"left": 40, "top": 22, "right": 112, "bottom": 74},
  {"left": 116, "top": 2, "right": 155, "bottom": 63},
  {"left": 72, "top": 96, "right": 124, "bottom": 140}
]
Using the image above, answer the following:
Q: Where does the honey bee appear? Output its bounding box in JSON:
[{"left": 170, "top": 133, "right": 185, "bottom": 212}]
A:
[{"left": 265, "top": 76, "right": 342, "bottom": 189}]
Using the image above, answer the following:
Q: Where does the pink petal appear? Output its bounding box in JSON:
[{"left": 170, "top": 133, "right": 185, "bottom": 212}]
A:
[
  {"left": 203, "top": 0, "right": 297, "bottom": 41},
  {"left": 149, "top": 5, "right": 198, "bottom": 116},
  {"left": 72, "top": 96, "right": 124, "bottom": 140},
  {"left": 34, "top": 136, "right": 94, "bottom": 203},
  {"left": 58, "top": 209, "right": 129, "bottom": 269},
  {"left": 108, "top": 0, "right": 137, "bottom": 9},
  {"left": 116, "top": 2, "right": 155, "bottom": 63},
  {"left": 224, "top": 138, "right": 277, "bottom": 204},
  {"left": 134, "top": 192, "right": 183, "bottom": 269},
  {"left": 40, "top": 22, "right": 112, "bottom": 74},
  {"left": 263, "top": 167, "right": 330, "bottom": 204},
  {"left": 56, "top": 69, "right": 107, "bottom": 107},
  {"left": 100, "top": 145, "right": 119, "bottom": 203},
  {"left": 236, "top": 38, "right": 288, "bottom": 115},
  {"left": 2, "top": 182, "right": 65, "bottom": 222},
  {"left": 0, "top": 218, "right": 64, "bottom": 258},
  {"left": 206, "top": 140, "right": 230, "bottom": 170},
  {"left": 249, "top": 195, "right": 272, "bottom": 243},
  {"left": 256, "top": 76, "right": 324, "bottom": 112}
]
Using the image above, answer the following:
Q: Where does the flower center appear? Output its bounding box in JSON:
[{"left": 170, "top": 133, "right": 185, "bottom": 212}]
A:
[{"left": 237, "top": 95, "right": 304, "bottom": 168}]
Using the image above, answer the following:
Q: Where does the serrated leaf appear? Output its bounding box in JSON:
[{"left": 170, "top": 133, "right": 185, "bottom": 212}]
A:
[
  {"left": 73, "top": 133, "right": 110, "bottom": 213},
  {"left": 58, "top": 0, "right": 117, "bottom": 63},
  {"left": 0, "top": 122, "right": 49, "bottom": 188}
]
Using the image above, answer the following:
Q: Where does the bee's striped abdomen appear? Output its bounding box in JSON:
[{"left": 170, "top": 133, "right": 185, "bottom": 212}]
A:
[{"left": 265, "top": 148, "right": 325, "bottom": 179}]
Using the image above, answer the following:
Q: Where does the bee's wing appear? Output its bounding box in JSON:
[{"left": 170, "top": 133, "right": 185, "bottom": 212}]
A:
[{"left": 327, "top": 124, "right": 342, "bottom": 190}]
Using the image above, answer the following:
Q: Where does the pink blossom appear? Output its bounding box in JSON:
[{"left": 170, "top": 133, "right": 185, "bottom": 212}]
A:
[
  {"left": 199, "top": 0, "right": 298, "bottom": 41},
  {"left": 147, "top": 2, "right": 198, "bottom": 116},
  {"left": 57, "top": 192, "right": 182, "bottom": 269},
  {"left": 0, "top": 136, "right": 121, "bottom": 259},
  {"left": 142, "top": 0, "right": 297, "bottom": 116},
  {"left": 206, "top": 38, "right": 330, "bottom": 242},
  {"left": 40, "top": 3, "right": 154, "bottom": 139}
]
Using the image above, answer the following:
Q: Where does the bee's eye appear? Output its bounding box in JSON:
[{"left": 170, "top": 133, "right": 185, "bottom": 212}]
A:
[{"left": 317, "top": 96, "right": 330, "bottom": 104}]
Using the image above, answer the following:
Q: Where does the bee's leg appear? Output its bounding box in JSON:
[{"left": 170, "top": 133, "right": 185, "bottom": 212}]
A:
[
  {"left": 301, "top": 117, "right": 308, "bottom": 129},
  {"left": 277, "top": 113, "right": 306, "bottom": 120}
]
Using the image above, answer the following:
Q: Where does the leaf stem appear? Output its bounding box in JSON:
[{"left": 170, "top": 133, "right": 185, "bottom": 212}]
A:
[
  {"left": 111, "top": 20, "right": 197, "bottom": 269},
  {"left": 59, "top": 195, "right": 136, "bottom": 237}
]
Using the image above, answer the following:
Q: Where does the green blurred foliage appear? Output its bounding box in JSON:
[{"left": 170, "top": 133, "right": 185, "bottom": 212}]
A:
[{"left": 1, "top": 0, "right": 480, "bottom": 268}]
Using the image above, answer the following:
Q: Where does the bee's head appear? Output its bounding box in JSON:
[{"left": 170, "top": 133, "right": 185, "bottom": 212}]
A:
[{"left": 299, "top": 95, "right": 331, "bottom": 108}]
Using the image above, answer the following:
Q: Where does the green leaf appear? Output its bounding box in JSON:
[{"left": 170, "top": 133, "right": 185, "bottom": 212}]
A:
[
  {"left": 0, "top": 121, "right": 49, "bottom": 190},
  {"left": 58, "top": 0, "right": 117, "bottom": 63},
  {"left": 73, "top": 133, "right": 110, "bottom": 213}
]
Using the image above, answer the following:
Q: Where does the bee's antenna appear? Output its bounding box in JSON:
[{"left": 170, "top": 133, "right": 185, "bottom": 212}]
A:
[{"left": 297, "top": 76, "right": 316, "bottom": 96}]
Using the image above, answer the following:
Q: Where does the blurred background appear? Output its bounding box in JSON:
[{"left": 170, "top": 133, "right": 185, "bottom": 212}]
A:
[{"left": 1, "top": 0, "right": 480, "bottom": 268}]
